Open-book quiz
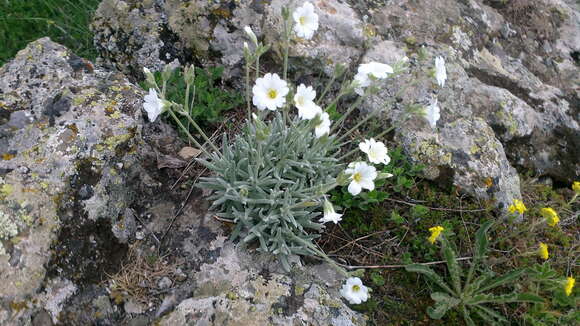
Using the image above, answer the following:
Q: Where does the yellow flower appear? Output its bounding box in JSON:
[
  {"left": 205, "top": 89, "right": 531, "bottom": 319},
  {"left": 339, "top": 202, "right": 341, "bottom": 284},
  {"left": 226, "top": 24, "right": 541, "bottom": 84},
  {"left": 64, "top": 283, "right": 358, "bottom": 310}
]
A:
[
  {"left": 507, "top": 199, "right": 527, "bottom": 214},
  {"left": 428, "top": 226, "right": 444, "bottom": 244},
  {"left": 538, "top": 243, "right": 549, "bottom": 260},
  {"left": 564, "top": 277, "right": 575, "bottom": 296},
  {"left": 573, "top": 181, "right": 580, "bottom": 193},
  {"left": 540, "top": 207, "right": 560, "bottom": 227}
]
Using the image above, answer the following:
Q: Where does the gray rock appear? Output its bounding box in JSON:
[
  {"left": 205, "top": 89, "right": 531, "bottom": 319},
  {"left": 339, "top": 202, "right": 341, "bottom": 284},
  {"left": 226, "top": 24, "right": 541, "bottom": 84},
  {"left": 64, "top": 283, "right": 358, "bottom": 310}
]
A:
[
  {"left": 91, "top": 0, "right": 365, "bottom": 78},
  {"left": 0, "top": 37, "right": 144, "bottom": 324},
  {"left": 353, "top": 0, "right": 579, "bottom": 209},
  {"left": 157, "top": 276, "right": 173, "bottom": 290}
]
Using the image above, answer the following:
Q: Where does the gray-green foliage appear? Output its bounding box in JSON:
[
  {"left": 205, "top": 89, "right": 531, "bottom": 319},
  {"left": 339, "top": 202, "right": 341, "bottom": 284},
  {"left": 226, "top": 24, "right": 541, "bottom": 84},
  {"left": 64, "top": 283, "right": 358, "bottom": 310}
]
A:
[
  {"left": 198, "top": 112, "right": 341, "bottom": 270},
  {"left": 405, "top": 221, "right": 544, "bottom": 325}
]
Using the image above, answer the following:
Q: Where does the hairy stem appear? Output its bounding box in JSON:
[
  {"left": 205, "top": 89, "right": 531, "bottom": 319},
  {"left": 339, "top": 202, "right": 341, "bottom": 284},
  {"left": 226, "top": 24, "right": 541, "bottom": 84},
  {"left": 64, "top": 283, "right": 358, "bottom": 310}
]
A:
[
  {"left": 166, "top": 107, "right": 206, "bottom": 155},
  {"left": 245, "top": 59, "right": 252, "bottom": 119},
  {"left": 180, "top": 109, "right": 221, "bottom": 154},
  {"left": 289, "top": 233, "right": 349, "bottom": 277}
]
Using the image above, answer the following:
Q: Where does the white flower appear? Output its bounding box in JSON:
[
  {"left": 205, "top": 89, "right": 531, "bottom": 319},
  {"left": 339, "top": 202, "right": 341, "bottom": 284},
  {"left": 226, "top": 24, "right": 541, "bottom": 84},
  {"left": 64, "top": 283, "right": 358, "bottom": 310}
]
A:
[
  {"left": 143, "top": 88, "right": 165, "bottom": 122},
  {"left": 252, "top": 73, "right": 289, "bottom": 111},
  {"left": 244, "top": 25, "right": 258, "bottom": 45},
  {"left": 425, "top": 99, "right": 441, "bottom": 129},
  {"left": 359, "top": 138, "right": 390, "bottom": 165},
  {"left": 320, "top": 199, "right": 343, "bottom": 224},
  {"left": 344, "top": 162, "right": 377, "bottom": 196},
  {"left": 314, "top": 112, "right": 331, "bottom": 138},
  {"left": 293, "top": 2, "right": 319, "bottom": 40},
  {"left": 294, "top": 84, "right": 321, "bottom": 119},
  {"left": 435, "top": 56, "right": 447, "bottom": 87},
  {"left": 340, "top": 277, "right": 369, "bottom": 304},
  {"left": 353, "top": 62, "right": 393, "bottom": 96}
]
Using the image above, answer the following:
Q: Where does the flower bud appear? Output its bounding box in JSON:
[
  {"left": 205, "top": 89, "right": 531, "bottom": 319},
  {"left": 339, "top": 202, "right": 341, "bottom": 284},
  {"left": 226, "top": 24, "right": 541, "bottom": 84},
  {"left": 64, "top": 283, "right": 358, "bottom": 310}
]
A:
[
  {"left": 244, "top": 26, "right": 258, "bottom": 46},
  {"left": 162, "top": 60, "right": 180, "bottom": 82},
  {"left": 143, "top": 67, "right": 157, "bottom": 88},
  {"left": 183, "top": 64, "right": 195, "bottom": 85}
]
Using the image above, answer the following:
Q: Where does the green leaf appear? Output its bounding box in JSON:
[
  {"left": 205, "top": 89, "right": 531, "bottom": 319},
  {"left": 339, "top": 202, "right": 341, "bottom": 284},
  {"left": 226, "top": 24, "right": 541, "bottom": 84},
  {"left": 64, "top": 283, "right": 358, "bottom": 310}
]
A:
[
  {"left": 427, "top": 297, "right": 460, "bottom": 319},
  {"left": 462, "top": 306, "right": 476, "bottom": 326},
  {"left": 473, "top": 305, "right": 508, "bottom": 324},
  {"left": 370, "top": 272, "right": 385, "bottom": 286},
  {"left": 431, "top": 292, "right": 454, "bottom": 302},
  {"left": 474, "top": 220, "right": 494, "bottom": 261},
  {"left": 476, "top": 269, "right": 527, "bottom": 294},
  {"left": 465, "top": 220, "right": 494, "bottom": 290},
  {"left": 405, "top": 264, "right": 456, "bottom": 296},
  {"left": 441, "top": 238, "right": 463, "bottom": 295},
  {"left": 468, "top": 292, "right": 544, "bottom": 305}
]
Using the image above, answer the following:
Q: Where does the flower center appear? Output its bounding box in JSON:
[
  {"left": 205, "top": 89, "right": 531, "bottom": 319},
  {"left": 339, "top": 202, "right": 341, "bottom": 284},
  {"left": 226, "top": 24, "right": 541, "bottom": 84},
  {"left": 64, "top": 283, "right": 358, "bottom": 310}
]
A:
[
  {"left": 296, "top": 96, "right": 304, "bottom": 107},
  {"left": 267, "top": 89, "right": 278, "bottom": 99},
  {"left": 299, "top": 16, "right": 306, "bottom": 25},
  {"left": 353, "top": 172, "right": 362, "bottom": 183},
  {"left": 352, "top": 285, "right": 360, "bottom": 292}
]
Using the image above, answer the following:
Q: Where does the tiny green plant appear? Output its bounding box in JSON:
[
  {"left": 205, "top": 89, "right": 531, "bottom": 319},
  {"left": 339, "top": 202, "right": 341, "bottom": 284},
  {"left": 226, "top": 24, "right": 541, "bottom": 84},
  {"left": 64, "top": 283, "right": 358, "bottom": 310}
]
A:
[
  {"left": 522, "top": 263, "right": 578, "bottom": 325},
  {"left": 139, "top": 66, "right": 242, "bottom": 129},
  {"left": 405, "top": 221, "right": 544, "bottom": 325}
]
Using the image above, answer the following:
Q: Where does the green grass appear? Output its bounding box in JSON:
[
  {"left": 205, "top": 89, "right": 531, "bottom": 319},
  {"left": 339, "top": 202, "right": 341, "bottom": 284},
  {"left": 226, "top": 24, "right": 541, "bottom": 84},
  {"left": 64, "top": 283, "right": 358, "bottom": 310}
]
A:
[{"left": 0, "top": 0, "right": 100, "bottom": 66}]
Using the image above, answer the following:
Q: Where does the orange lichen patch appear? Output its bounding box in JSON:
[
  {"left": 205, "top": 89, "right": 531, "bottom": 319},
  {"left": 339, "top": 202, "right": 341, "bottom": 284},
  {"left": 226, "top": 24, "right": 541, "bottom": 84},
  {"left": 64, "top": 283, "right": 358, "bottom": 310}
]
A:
[
  {"left": 211, "top": 7, "right": 231, "bottom": 19},
  {"left": 66, "top": 123, "right": 79, "bottom": 135},
  {"left": 484, "top": 177, "right": 493, "bottom": 188},
  {"left": 10, "top": 301, "right": 28, "bottom": 312},
  {"left": 2, "top": 153, "right": 15, "bottom": 160}
]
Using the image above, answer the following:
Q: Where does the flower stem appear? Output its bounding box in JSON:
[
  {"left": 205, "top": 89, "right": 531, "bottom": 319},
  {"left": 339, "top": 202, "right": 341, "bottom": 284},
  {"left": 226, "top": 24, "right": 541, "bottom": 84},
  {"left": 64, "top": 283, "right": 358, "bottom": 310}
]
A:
[
  {"left": 330, "top": 96, "right": 364, "bottom": 133},
  {"left": 282, "top": 16, "right": 290, "bottom": 81},
  {"left": 318, "top": 75, "right": 336, "bottom": 102},
  {"left": 255, "top": 55, "right": 261, "bottom": 81},
  {"left": 184, "top": 82, "right": 191, "bottom": 143},
  {"left": 245, "top": 59, "right": 252, "bottom": 119},
  {"left": 289, "top": 233, "right": 349, "bottom": 277},
  {"left": 166, "top": 107, "right": 207, "bottom": 156},
  {"left": 179, "top": 108, "right": 221, "bottom": 154}
]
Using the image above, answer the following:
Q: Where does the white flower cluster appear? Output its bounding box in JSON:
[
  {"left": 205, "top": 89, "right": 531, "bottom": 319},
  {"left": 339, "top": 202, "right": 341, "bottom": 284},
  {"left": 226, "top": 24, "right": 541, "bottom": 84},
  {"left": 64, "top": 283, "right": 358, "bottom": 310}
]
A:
[{"left": 137, "top": 1, "right": 454, "bottom": 307}]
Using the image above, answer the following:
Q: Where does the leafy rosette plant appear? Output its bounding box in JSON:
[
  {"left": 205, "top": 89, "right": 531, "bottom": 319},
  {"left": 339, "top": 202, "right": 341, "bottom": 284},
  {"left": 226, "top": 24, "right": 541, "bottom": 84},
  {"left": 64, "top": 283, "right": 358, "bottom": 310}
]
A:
[
  {"left": 406, "top": 221, "right": 544, "bottom": 324},
  {"left": 197, "top": 111, "right": 341, "bottom": 270}
]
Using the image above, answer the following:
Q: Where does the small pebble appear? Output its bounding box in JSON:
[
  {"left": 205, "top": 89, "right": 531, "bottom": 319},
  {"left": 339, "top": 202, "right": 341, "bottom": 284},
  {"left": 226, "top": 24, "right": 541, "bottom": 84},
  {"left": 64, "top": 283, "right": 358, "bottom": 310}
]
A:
[
  {"left": 135, "top": 230, "right": 145, "bottom": 240},
  {"left": 158, "top": 277, "right": 172, "bottom": 289}
]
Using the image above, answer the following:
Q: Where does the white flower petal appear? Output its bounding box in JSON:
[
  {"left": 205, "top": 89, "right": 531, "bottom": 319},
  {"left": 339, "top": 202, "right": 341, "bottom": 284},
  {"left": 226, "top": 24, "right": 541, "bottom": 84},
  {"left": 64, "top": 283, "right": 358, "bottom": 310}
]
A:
[
  {"left": 314, "top": 112, "right": 331, "bottom": 138},
  {"left": 425, "top": 99, "right": 441, "bottom": 128},
  {"left": 252, "top": 73, "right": 289, "bottom": 111},
  {"left": 143, "top": 88, "right": 164, "bottom": 122},
  {"left": 435, "top": 56, "right": 447, "bottom": 87},
  {"left": 348, "top": 181, "right": 362, "bottom": 196},
  {"left": 293, "top": 2, "right": 319, "bottom": 40}
]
